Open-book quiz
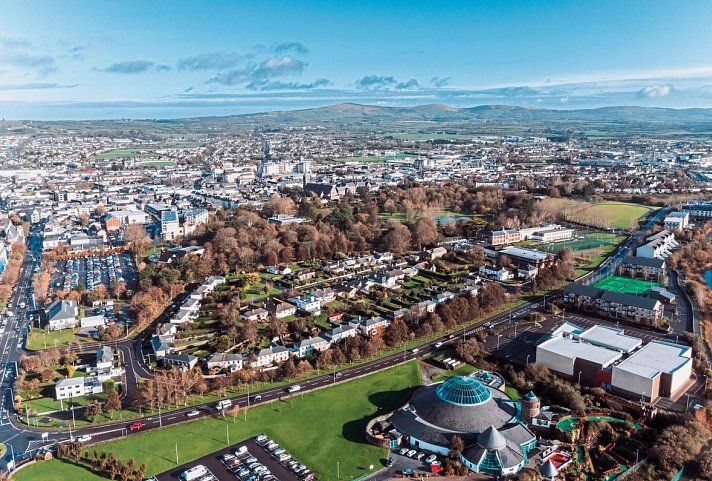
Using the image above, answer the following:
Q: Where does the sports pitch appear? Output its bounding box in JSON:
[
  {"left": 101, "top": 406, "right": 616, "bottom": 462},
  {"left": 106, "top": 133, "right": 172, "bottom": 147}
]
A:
[{"left": 593, "top": 275, "right": 661, "bottom": 295}]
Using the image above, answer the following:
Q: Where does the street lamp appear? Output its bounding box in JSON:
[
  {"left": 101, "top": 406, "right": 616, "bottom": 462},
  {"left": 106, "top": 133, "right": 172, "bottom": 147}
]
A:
[
  {"left": 577, "top": 371, "right": 582, "bottom": 386},
  {"left": 525, "top": 354, "right": 530, "bottom": 366},
  {"left": 497, "top": 334, "right": 502, "bottom": 350}
]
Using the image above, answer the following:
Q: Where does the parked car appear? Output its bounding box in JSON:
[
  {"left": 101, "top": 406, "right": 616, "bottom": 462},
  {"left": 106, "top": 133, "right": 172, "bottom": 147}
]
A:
[
  {"left": 398, "top": 448, "right": 409, "bottom": 455},
  {"left": 425, "top": 454, "right": 437, "bottom": 464},
  {"left": 406, "top": 449, "right": 417, "bottom": 458}
]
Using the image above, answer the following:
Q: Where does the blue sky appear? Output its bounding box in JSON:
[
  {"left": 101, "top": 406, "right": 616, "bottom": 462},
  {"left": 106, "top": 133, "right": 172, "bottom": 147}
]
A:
[{"left": 1, "top": 0, "right": 712, "bottom": 119}]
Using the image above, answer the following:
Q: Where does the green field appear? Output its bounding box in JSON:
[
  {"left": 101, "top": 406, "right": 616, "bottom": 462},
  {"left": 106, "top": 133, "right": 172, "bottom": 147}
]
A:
[
  {"left": 93, "top": 148, "right": 156, "bottom": 159},
  {"left": 541, "top": 233, "right": 626, "bottom": 253},
  {"left": 590, "top": 201, "right": 654, "bottom": 229},
  {"left": 25, "top": 328, "right": 90, "bottom": 351},
  {"left": 14, "top": 362, "right": 421, "bottom": 481},
  {"left": 593, "top": 275, "right": 661, "bottom": 295}
]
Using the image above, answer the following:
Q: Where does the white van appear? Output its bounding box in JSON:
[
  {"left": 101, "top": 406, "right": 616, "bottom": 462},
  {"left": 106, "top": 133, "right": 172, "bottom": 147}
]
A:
[
  {"left": 287, "top": 385, "right": 301, "bottom": 393},
  {"left": 216, "top": 399, "right": 232, "bottom": 410},
  {"left": 181, "top": 465, "right": 208, "bottom": 481}
]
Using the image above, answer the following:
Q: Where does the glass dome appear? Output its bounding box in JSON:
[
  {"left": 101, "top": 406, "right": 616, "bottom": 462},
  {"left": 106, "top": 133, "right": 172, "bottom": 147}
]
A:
[{"left": 435, "top": 376, "right": 492, "bottom": 406}]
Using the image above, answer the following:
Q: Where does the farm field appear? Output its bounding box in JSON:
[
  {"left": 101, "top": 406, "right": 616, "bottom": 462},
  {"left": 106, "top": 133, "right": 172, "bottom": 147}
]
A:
[{"left": 13, "top": 362, "right": 422, "bottom": 481}]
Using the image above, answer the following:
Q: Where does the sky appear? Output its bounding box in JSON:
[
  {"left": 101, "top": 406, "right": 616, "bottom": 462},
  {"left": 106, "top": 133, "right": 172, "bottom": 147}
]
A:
[{"left": 1, "top": 0, "right": 712, "bottom": 119}]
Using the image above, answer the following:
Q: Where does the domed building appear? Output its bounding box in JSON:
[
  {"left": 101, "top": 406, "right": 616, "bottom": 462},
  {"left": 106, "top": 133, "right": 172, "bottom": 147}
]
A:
[{"left": 388, "top": 376, "right": 536, "bottom": 476}]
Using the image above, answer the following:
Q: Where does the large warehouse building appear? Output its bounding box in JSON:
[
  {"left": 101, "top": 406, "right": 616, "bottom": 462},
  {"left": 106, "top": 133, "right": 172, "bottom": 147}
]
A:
[
  {"left": 611, "top": 341, "right": 693, "bottom": 401},
  {"left": 536, "top": 324, "right": 692, "bottom": 402}
]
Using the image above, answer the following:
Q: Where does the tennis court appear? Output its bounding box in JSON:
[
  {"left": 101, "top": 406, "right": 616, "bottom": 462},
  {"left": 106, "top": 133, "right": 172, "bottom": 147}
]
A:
[{"left": 593, "top": 275, "right": 661, "bottom": 295}]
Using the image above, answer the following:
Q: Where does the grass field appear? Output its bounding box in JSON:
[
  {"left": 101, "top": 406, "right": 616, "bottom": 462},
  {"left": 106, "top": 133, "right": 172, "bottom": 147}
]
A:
[
  {"left": 590, "top": 201, "right": 654, "bottom": 229},
  {"left": 593, "top": 275, "right": 661, "bottom": 295},
  {"left": 93, "top": 148, "right": 155, "bottom": 159},
  {"left": 25, "top": 328, "right": 90, "bottom": 351},
  {"left": 541, "top": 233, "right": 625, "bottom": 253},
  {"left": 14, "top": 362, "right": 422, "bottom": 481}
]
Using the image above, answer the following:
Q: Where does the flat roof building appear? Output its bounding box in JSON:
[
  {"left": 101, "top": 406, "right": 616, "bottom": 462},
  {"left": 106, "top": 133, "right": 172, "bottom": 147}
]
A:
[{"left": 611, "top": 340, "right": 692, "bottom": 402}]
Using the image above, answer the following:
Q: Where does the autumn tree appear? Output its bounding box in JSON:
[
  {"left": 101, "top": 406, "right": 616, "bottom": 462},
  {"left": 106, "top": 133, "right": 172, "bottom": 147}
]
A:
[
  {"left": 105, "top": 389, "right": 122, "bottom": 418},
  {"left": 411, "top": 217, "right": 439, "bottom": 249}
]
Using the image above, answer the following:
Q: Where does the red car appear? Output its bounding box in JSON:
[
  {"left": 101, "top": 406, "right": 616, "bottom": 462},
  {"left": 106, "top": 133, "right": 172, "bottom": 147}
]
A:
[{"left": 129, "top": 421, "right": 143, "bottom": 431}]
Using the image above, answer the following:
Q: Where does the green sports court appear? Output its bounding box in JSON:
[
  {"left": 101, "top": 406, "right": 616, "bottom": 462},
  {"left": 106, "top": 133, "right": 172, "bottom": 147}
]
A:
[{"left": 592, "top": 275, "right": 661, "bottom": 295}]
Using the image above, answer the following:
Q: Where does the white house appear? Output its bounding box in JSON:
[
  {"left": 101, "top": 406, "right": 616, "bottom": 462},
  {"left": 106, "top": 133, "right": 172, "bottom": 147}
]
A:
[
  {"left": 206, "top": 353, "right": 244, "bottom": 372},
  {"left": 479, "top": 264, "right": 513, "bottom": 281},
  {"left": 251, "top": 345, "right": 290, "bottom": 368},
  {"left": 324, "top": 323, "right": 358, "bottom": 343},
  {"left": 55, "top": 377, "right": 103, "bottom": 401},
  {"left": 289, "top": 295, "right": 322, "bottom": 315},
  {"left": 293, "top": 336, "right": 331, "bottom": 358}
]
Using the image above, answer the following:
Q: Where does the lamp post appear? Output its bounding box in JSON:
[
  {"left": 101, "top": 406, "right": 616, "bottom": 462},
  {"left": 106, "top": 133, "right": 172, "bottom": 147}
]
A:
[
  {"left": 526, "top": 354, "right": 530, "bottom": 366},
  {"left": 577, "top": 371, "right": 582, "bottom": 386}
]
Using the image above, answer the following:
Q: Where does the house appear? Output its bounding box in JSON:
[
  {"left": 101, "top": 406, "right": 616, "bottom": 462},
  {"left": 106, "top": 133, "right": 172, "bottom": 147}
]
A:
[
  {"left": 266, "top": 265, "right": 292, "bottom": 275},
  {"left": 432, "top": 291, "right": 456, "bottom": 305},
  {"left": 293, "top": 336, "right": 331, "bottom": 358},
  {"left": 663, "top": 211, "right": 689, "bottom": 231},
  {"left": 241, "top": 308, "right": 269, "bottom": 322},
  {"left": 178, "top": 297, "right": 201, "bottom": 320},
  {"left": 324, "top": 323, "right": 358, "bottom": 343},
  {"left": 479, "top": 264, "right": 513, "bottom": 281},
  {"left": 289, "top": 295, "right": 322, "bottom": 315},
  {"left": 203, "top": 275, "right": 227, "bottom": 292},
  {"left": 636, "top": 230, "right": 677, "bottom": 259},
  {"left": 421, "top": 246, "right": 447, "bottom": 261},
  {"left": 96, "top": 346, "right": 114, "bottom": 372},
  {"left": 311, "top": 287, "right": 336, "bottom": 306},
  {"left": 162, "top": 353, "right": 199, "bottom": 371},
  {"left": 293, "top": 271, "right": 316, "bottom": 283},
  {"left": 304, "top": 183, "right": 339, "bottom": 200},
  {"left": 267, "top": 214, "right": 306, "bottom": 225},
  {"left": 251, "top": 345, "right": 291, "bottom": 368},
  {"left": 354, "top": 316, "right": 391, "bottom": 337},
  {"left": 55, "top": 377, "right": 103, "bottom": 400},
  {"left": 151, "top": 334, "right": 174, "bottom": 359},
  {"left": 171, "top": 309, "right": 194, "bottom": 324},
  {"left": 206, "top": 353, "right": 244, "bottom": 372},
  {"left": 269, "top": 301, "right": 297, "bottom": 319},
  {"left": 518, "top": 265, "right": 539, "bottom": 280},
  {"left": 43, "top": 299, "right": 79, "bottom": 331}
]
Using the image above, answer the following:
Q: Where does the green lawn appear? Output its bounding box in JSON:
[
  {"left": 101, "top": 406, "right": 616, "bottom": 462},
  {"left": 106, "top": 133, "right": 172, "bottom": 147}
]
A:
[
  {"left": 242, "top": 283, "right": 281, "bottom": 301},
  {"left": 25, "top": 328, "right": 90, "bottom": 351},
  {"left": 15, "top": 362, "right": 422, "bottom": 481},
  {"left": 590, "top": 201, "right": 654, "bottom": 229},
  {"left": 431, "top": 363, "right": 478, "bottom": 382}
]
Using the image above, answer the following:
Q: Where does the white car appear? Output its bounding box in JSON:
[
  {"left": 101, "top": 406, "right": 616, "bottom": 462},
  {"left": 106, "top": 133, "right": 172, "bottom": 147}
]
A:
[
  {"left": 398, "top": 448, "right": 409, "bottom": 456},
  {"left": 185, "top": 410, "right": 200, "bottom": 417},
  {"left": 77, "top": 435, "right": 92, "bottom": 443},
  {"left": 406, "top": 449, "right": 417, "bottom": 458},
  {"left": 425, "top": 454, "right": 437, "bottom": 464}
]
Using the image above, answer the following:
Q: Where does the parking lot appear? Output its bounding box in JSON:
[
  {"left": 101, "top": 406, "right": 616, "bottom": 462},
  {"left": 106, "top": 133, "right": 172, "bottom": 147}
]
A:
[
  {"left": 52, "top": 253, "right": 137, "bottom": 293},
  {"left": 155, "top": 438, "right": 306, "bottom": 481}
]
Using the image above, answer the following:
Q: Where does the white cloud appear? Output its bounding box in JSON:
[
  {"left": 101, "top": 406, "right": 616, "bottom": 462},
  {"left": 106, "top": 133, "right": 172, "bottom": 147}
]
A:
[{"left": 637, "top": 84, "right": 673, "bottom": 98}]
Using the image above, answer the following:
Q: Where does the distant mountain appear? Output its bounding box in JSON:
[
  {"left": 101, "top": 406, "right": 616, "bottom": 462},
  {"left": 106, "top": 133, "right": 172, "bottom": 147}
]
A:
[
  {"left": 6, "top": 102, "right": 712, "bottom": 138},
  {"left": 233, "top": 102, "right": 712, "bottom": 124}
]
